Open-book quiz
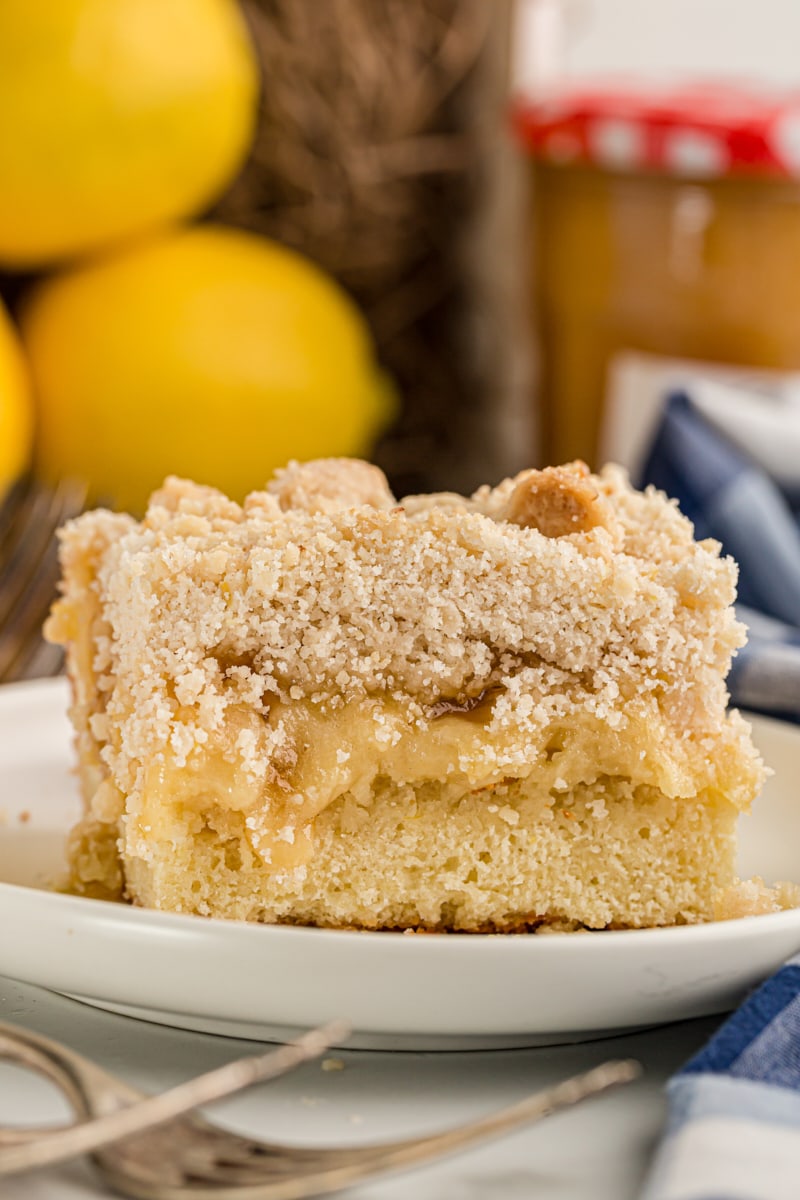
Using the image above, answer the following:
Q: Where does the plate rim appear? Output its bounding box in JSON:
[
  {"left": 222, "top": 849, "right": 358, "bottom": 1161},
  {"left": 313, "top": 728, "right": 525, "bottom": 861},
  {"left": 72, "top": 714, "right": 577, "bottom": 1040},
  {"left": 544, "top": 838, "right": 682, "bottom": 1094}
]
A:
[
  {"left": 3, "top": 676, "right": 800, "bottom": 1044},
  {"left": 1, "top": 674, "right": 799, "bottom": 953},
  {"left": 3, "top": 873, "right": 800, "bottom": 950}
]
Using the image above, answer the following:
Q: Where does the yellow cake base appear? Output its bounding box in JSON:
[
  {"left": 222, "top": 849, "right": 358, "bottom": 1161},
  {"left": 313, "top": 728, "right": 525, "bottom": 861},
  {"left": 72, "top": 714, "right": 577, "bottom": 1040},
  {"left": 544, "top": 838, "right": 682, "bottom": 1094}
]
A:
[{"left": 68, "top": 772, "right": 739, "bottom": 931}]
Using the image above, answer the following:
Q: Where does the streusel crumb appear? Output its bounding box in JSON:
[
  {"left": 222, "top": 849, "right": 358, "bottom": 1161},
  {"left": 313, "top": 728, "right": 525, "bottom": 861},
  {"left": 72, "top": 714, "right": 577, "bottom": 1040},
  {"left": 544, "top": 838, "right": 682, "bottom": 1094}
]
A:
[{"left": 46, "top": 457, "right": 766, "bottom": 931}]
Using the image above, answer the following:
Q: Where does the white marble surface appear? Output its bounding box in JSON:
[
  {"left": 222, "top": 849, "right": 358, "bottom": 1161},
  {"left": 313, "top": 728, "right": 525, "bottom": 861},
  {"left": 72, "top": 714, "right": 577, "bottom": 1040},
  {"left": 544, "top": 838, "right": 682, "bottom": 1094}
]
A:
[{"left": 0, "top": 974, "right": 722, "bottom": 1200}]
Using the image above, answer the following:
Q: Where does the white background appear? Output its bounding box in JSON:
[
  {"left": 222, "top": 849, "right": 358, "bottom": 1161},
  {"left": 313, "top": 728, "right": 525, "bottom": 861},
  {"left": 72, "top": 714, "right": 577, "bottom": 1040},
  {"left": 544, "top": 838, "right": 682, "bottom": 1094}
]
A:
[{"left": 515, "top": 0, "right": 800, "bottom": 92}]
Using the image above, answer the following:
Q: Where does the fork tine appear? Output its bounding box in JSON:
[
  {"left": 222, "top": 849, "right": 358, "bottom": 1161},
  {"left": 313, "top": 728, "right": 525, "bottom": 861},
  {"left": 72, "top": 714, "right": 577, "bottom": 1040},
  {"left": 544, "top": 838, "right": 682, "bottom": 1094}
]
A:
[
  {"left": 336, "top": 1058, "right": 641, "bottom": 1168},
  {"left": 0, "top": 476, "right": 38, "bottom": 561},
  {"left": 96, "top": 1059, "right": 641, "bottom": 1200},
  {"left": 0, "top": 537, "right": 62, "bottom": 681},
  {"left": 0, "top": 476, "right": 87, "bottom": 683},
  {"left": 271, "top": 1061, "right": 641, "bottom": 1198},
  {"left": 0, "top": 481, "right": 56, "bottom": 617},
  {"left": 0, "top": 1021, "right": 350, "bottom": 1178}
]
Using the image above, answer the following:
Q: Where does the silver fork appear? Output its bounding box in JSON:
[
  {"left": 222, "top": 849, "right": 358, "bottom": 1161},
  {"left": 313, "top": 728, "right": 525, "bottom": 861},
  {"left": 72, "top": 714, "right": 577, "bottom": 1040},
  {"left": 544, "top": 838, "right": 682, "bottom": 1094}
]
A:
[
  {"left": 0, "top": 1019, "right": 640, "bottom": 1199},
  {"left": 0, "top": 474, "right": 87, "bottom": 683}
]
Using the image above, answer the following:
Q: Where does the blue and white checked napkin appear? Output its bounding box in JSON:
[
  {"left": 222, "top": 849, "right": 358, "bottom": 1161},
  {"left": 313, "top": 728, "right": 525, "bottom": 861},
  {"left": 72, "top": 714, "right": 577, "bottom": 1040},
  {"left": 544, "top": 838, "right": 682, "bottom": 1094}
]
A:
[
  {"left": 638, "top": 389, "right": 800, "bottom": 1198},
  {"left": 640, "top": 391, "right": 800, "bottom": 721},
  {"left": 642, "top": 954, "right": 800, "bottom": 1200}
]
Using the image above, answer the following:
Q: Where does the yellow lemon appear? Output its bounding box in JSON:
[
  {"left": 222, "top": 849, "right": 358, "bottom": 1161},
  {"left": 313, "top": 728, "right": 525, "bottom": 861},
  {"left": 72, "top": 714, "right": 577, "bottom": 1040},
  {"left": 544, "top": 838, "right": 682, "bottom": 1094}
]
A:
[
  {"left": 0, "top": 0, "right": 258, "bottom": 268},
  {"left": 0, "top": 299, "right": 32, "bottom": 497},
  {"left": 22, "top": 225, "right": 396, "bottom": 512}
]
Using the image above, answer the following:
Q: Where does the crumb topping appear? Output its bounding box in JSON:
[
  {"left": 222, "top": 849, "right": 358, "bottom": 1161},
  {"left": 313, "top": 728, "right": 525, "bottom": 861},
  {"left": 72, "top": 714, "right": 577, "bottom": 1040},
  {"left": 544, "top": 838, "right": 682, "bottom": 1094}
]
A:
[
  {"left": 502, "top": 462, "right": 616, "bottom": 538},
  {"left": 47, "top": 457, "right": 759, "bottom": 815}
]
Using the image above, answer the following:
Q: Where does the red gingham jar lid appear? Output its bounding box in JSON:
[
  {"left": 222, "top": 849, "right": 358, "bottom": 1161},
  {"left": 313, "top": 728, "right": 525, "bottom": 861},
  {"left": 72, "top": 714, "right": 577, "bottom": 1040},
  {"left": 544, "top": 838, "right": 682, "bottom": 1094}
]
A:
[{"left": 512, "top": 81, "right": 800, "bottom": 179}]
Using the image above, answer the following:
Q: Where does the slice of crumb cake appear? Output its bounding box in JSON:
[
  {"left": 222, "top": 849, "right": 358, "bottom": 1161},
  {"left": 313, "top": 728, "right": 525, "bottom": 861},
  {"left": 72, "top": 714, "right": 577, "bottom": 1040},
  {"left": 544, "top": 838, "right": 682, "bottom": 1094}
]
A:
[{"left": 45, "top": 458, "right": 765, "bottom": 931}]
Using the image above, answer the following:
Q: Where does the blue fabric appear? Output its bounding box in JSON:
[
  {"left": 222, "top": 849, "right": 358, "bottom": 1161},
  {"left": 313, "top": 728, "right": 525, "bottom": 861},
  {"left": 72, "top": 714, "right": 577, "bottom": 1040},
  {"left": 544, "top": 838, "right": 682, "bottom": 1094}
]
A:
[
  {"left": 682, "top": 965, "right": 800, "bottom": 1080},
  {"left": 640, "top": 393, "right": 800, "bottom": 719},
  {"left": 639, "top": 393, "right": 800, "bottom": 1198},
  {"left": 641, "top": 957, "right": 800, "bottom": 1200}
]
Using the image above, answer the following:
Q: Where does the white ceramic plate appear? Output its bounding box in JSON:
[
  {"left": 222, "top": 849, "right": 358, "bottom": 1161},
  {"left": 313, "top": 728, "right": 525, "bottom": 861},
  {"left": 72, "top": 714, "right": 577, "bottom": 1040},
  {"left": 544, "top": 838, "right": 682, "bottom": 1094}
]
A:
[{"left": 1, "top": 677, "right": 800, "bottom": 1050}]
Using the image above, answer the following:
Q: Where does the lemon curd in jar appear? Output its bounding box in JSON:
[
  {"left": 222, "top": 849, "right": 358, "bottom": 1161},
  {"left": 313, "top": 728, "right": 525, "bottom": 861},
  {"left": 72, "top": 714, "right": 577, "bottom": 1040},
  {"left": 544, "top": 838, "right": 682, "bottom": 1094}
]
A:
[{"left": 515, "top": 85, "right": 800, "bottom": 468}]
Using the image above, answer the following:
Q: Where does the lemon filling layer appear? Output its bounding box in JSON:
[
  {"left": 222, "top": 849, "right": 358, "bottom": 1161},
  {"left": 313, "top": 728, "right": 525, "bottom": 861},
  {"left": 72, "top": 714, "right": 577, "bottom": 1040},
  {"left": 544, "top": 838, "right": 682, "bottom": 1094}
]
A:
[
  {"left": 48, "top": 458, "right": 766, "bottom": 930},
  {"left": 78, "top": 685, "right": 742, "bottom": 873}
]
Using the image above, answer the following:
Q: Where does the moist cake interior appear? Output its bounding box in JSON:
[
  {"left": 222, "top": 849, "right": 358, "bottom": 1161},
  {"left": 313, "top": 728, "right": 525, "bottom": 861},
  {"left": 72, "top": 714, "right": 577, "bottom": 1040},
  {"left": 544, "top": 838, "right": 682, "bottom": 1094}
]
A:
[{"left": 47, "top": 458, "right": 766, "bottom": 931}]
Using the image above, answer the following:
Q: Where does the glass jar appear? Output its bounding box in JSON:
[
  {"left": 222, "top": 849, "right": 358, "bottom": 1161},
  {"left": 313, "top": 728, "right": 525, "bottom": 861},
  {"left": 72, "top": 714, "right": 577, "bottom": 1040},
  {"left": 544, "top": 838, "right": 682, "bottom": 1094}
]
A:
[{"left": 515, "top": 84, "right": 800, "bottom": 467}]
